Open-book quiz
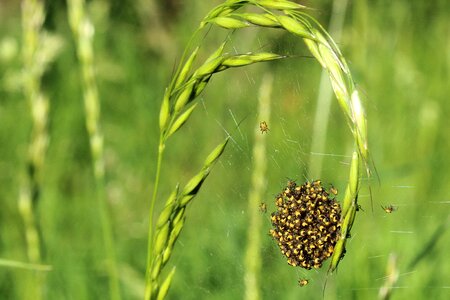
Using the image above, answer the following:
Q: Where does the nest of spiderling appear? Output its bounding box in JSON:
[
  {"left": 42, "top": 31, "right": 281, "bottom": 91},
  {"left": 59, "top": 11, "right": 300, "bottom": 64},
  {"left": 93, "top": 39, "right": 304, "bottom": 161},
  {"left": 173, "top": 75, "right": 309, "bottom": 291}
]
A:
[{"left": 270, "top": 180, "right": 341, "bottom": 270}]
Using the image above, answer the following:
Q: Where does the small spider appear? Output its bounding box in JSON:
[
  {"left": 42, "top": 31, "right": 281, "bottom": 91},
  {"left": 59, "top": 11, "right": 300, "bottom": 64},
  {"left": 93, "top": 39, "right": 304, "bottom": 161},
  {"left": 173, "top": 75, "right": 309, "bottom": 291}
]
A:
[
  {"left": 298, "top": 278, "right": 309, "bottom": 287},
  {"left": 330, "top": 185, "right": 338, "bottom": 196},
  {"left": 259, "top": 202, "right": 267, "bottom": 213},
  {"left": 356, "top": 204, "right": 364, "bottom": 212},
  {"left": 259, "top": 121, "right": 269, "bottom": 133},
  {"left": 381, "top": 205, "right": 396, "bottom": 213}
]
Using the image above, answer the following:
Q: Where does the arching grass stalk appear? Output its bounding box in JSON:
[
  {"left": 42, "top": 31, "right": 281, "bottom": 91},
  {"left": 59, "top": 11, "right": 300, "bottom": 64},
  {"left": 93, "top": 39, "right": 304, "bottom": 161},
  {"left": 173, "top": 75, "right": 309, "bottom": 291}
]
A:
[
  {"left": 67, "top": 1, "right": 121, "bottom": 299},
  {"left": 19, "top": 0, "right": 62, "bottom": 298},
  {"left": 146, "top": 0, "right": 370, "bottom": 299}
]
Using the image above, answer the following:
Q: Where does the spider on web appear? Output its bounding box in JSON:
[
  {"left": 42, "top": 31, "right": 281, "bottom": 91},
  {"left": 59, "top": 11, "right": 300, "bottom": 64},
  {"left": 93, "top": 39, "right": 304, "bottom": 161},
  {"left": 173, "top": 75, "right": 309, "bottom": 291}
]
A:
[
  {"left": 381, "top": 205, "right": 396, "bottom": 213},
  {"left": 259, "top": 121, "right": 269, "bottom": 133},
  {"left": 298, "top": 278, "right": 309, "bottom": 287}
]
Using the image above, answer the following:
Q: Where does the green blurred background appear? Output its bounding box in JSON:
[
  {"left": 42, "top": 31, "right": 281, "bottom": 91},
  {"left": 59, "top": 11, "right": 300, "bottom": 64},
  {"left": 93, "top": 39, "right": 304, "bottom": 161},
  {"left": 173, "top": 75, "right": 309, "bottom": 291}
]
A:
[{"left": 0, "top": 0, "right": 449, "bottom": 299}]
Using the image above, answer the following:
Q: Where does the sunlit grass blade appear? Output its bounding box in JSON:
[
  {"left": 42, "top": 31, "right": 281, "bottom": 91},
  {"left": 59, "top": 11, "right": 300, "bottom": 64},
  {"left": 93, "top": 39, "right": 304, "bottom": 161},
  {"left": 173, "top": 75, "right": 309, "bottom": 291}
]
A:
[{"left": 0, "top": 259, "right": 52, "bottom": 272}]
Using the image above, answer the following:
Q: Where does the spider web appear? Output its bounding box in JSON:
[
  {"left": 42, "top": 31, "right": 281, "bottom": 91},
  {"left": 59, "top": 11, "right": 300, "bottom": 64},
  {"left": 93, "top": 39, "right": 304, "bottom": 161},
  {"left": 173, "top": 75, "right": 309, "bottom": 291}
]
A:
[
  {"left": 162, "top": 2, "right": 450, "bottom": 299},
  {"left": 165, "top": 36, "right": 449, "bottom": 300}
]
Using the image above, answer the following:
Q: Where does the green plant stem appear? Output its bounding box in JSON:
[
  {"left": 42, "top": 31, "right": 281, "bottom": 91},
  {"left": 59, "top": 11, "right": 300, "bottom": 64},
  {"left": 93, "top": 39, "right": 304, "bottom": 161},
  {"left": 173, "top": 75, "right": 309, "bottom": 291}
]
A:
[
  {"left": 20, "top": 0, "right": 48, "bottom": 298},
  {"left": 244, "top": 74, "right": 272, "bottom": 300},
  {"left": 67, "top": 1, "right": 122, "bottom": 297},
  {"left": 0, "top": 259, "right": 52, "bottom": 271},
  {"left": 145, "top": 136, "right": 165, "bottom": 300},
  {"left": 95, "top": 178, "right": 121, "bottom": 300}
]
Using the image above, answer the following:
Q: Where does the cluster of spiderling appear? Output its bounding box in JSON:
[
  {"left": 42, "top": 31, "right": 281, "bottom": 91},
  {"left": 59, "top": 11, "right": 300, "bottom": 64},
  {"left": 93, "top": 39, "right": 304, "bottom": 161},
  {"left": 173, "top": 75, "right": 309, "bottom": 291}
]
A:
[{"left": 270, "top": 180, "right": 341, "bottom": 270}]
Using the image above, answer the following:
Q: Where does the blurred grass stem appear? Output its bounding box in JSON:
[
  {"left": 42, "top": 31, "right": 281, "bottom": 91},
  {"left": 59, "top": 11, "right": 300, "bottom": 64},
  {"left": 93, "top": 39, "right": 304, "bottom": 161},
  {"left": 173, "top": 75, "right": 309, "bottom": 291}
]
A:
[
  {"left": 19, "top": 0, "right": 49, "bottom": 298},
  {"left": 309, "top": 0, "right": 349, "bottom": 176},
  {"left": 378, "top": 253, "right": 399, "bottom": 300},
  {"left": 0, "top": 259, "right": 52, "bottom": 272},
  {"left": 67, "top": 0, "right": 121, "bottom": 299},
  {"left": 244, "top": 74, "right": 272, "bottom": 300}
]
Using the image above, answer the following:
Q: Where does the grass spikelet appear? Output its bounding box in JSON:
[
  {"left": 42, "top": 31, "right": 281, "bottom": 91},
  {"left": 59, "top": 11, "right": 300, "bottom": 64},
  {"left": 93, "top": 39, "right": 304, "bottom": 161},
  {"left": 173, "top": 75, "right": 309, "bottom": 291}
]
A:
[
  {"left": 210, "top": 16, "right": 250, "bottom": 29},
  {"left": 174, "top": 81, "right": 196, "bottom": 113},
  {"left": 206, "top": 41, "right": 228, "bottom": 63},
  {"left": 239, "top": 13, "right": 280, "bottom": 27},
  {"left": 203, "top": 137, "right": 230, "bottom": 167},
  {"left": 159, "top": 91, "right": 171, "bottom": 131},
  {"left": 150, "top": 256, "right": 162, "bottom": 281},
  {"left": 193, "top": 56, "right": 225, "bottom": 79},
  {"left": 179, "top": 170, "right": 209, "bottom": 204},
  {"left": 341, "top": 151, "right": 360, "bottom": 217},
  {"left": 222, "top": 53, "right": 284, "bottom": 67},
  {"left": 156, "top": 204, "right": 175, "bottom": 229},
  {"left": 167, "top": 217, "right": 185, "bottom": 249},
  {"left": 174, "top": 46, "right": 199, "bottom": 89},
  {"left": 351, "top": 90, "right": 368, "bottom": 160},
  {"left": 193, "top": 77, "right": 212, "bottom": 97},
  {"left": 329, "top": 151, "right": 360, "bottom": 273},
  {"left": 168, "top": 103, "right": 198, "bottom": 137},
  {"left": 252, "top": 0, "right": 307, "bottom": 10},
  {"left": 156, "top": 267, "right": 176, "bottom": 300},
  {"left": 153, "top": 223, "right": 170, "bottom": 259},
  {"left": 276, "top": 14, "right": 310, "bottom": 37}
]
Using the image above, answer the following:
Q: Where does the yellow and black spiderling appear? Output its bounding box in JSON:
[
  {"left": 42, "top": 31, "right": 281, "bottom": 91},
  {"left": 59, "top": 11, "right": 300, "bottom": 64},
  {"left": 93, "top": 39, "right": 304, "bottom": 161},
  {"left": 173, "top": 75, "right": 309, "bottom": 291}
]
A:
[
  {"left": 330, "top": 185, "right": 338, "bottom": 196},
  {"left": 259, "top": 121, "right": 269, "bottom": 133},
  {"left": 259, "top": 202, "right": 267, "bottom": 213},
  {"left": 298, "top": 278, "right": 309, "bottom": 287},
  {"left": 270, "top": 180, "right": 341, "bottom": 270},
  {"left": 381, "top": 204, "right": 396, "bottom": 214}
]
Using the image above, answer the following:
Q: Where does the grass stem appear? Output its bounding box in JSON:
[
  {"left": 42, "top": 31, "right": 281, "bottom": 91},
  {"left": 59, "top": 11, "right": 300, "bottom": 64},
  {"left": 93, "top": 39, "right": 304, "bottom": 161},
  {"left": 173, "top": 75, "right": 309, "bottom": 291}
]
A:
[
  {"left": 244, "top": 74, "right": 273, "bottom": 300},
  {"left": 67, "top": 1, "right": 121, "bottom": 298},
  {"left": 19, "top": 0, "right": 49, "bottom": 298},
  {"left": 145, "top": 137, "right": 165, "bottom": 300}
]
